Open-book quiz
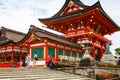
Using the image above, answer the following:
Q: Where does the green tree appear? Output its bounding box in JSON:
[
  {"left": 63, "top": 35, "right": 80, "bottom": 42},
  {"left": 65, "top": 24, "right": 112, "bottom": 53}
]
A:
[{"left": 115, "top": 47, "right": 120, "bottom": 55}]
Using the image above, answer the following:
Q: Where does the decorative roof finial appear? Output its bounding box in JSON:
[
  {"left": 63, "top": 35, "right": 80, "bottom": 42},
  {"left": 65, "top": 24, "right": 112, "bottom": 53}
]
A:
[{"left": 30, "top": 25, "right": 35, "bottom": 30}]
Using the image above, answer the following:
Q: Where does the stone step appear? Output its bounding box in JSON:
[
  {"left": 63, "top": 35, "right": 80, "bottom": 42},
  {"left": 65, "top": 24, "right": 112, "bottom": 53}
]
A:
[
  {"left": 0, "top": 76, "right": 90, "bottom": 79},
  {"left": 1, "top": 77, "right": 92, "bottom": 80},
  {"left": 0, "top": 67, "right": 95, "bottom": 80}
]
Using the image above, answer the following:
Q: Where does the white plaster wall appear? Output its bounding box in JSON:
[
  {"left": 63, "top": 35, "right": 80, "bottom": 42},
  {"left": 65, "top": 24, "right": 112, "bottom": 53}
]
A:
[{"left": 30, "top": 60, "right": 45, "bottom": 66}]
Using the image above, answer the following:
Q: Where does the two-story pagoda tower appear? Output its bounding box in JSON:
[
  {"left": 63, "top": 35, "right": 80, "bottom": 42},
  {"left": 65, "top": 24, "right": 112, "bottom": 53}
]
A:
[{"left": 39, "top": 0, "right": 120, "bottom": 60}]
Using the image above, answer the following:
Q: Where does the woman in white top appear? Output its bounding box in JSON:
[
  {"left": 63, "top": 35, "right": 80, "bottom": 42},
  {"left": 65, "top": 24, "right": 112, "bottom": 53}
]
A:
[{"left": 33, "top": 52, "right": 38, "bottom": 68}]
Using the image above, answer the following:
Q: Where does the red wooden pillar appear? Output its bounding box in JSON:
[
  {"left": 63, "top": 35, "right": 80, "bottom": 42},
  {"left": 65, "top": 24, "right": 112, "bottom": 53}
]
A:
[
  {"left": 44, "top": 42, "right": 48, "bottom": 66},
  {"left": 100, "top": 48, "right": 103, "bottom": 59},
  {"left": 63, "top": 46, "right": 66, "bottom": 62},
  {"left": 5, "top": 46, "right": 6, "bottom": 63},
  {"left": 92, "top": 44, "right": 96, "bottom": 60},
  {"left": 63, "top": 46, "right": 65, "bottom": 56},
  {"left": 28, "top": 44, "right": 30, "bottom": 55},
  {"left": 70, "top": 49, "right": 72, "bottom": 57},
  {"left": 11, "top": 45, "right": 14, "bottom": 62},
  {"left": 20, "top": 46, "right": 22, "bottom": 61},
  {"left": 55, "top": 44, "right": 58, "bottom": 61},
  {"left": 100, "top": 43, "right": 104, "bottom": 58}
]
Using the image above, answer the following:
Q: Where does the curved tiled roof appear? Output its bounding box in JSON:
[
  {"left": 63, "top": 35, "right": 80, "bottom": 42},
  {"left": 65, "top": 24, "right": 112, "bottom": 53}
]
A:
[
  {"left": 0, "top": 36, "right": 15, "bottom": 46},
  {"left": 38, "top": 1, "right": 120, "bottom": 33},
  {"left": 19, "top": 25, "right": 81, "bottom": 48},
  {"left": 0, "top": 27, "right": 26, "bottom": 45},
  {"left": 51, "top": 0, "right": 89, "bottom": 18},
  {"left": 39, "top": 0, "right": 89, "bottom": 21}
]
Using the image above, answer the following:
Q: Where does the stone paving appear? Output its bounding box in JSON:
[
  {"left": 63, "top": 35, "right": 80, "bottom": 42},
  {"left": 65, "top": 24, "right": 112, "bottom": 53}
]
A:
[{"left": 0, "top": 67, "right": 95, "bottom": 80}]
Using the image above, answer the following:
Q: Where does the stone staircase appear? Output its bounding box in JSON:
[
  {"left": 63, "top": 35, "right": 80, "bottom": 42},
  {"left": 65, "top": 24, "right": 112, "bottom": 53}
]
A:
[{"left": 0, "top": 67, "right": 95, "bottom": 80}]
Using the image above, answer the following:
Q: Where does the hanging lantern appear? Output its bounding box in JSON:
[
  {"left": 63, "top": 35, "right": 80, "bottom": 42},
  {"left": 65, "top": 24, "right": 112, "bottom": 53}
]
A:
[
  {"left": 77, "top": 38, "right": 82, "bottom": 44},
  {"left": 77, "top": 40, "right": 81, "bottom": 44}
]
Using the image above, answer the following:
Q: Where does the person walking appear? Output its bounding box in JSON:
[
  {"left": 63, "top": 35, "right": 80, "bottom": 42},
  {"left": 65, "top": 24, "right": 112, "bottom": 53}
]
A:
[
  {"left": 33, "top": 52, "right": 38, "bottom": 68},
  {"left": 25, "top": 54, "right": 30, "bottom": 68},
  {"left": 46, "top": 55, "right": 52, "bottom": 68}
]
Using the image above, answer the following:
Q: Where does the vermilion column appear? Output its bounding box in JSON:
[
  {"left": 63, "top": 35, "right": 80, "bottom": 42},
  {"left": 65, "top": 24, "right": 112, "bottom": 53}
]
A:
[
  {"left": 100, "top": 43, "right": 104, "bottom": 58},
  {"left": 92, "top": 44, "right": 96, "bottom": 60},
  {"left": 12, "top": 45, "right": 14, "bottom": 62},
  {"left": 63, "top": 46, "right": 66, "bottom": 56},
  {"left": 44, "top": 42, "right": 48, "bottom": 66},
  {"left": 5, "top": 46, "right": 6, "bottom": 63},
  {"left": 20, "top": 47, "right": 22, "bottom": 61},
  {"left": 55, "top": 44, "right": 58, "bottom": 61}
]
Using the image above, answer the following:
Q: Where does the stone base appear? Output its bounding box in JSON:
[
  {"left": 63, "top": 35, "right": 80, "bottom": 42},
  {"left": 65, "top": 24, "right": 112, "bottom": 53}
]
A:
[{"left": 101, "top": 54, "right": 116, "bottom": 65}]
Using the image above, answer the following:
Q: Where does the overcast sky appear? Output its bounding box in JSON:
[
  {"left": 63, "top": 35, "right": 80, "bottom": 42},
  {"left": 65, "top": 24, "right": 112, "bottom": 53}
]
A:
[{"left": 0, "top": 0, "right": 120, "bottom": 55}]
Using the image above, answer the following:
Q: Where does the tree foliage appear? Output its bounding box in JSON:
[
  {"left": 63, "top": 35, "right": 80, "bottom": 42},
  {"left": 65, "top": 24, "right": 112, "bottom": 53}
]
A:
[{"left": 114, "top": 47, "right": 120, "bottom": 55}]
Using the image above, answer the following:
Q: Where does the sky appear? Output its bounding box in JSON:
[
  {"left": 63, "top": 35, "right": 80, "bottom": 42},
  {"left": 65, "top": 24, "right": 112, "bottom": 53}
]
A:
[{"left": 0, "top": 0, "right": 120, "bottom": 56}]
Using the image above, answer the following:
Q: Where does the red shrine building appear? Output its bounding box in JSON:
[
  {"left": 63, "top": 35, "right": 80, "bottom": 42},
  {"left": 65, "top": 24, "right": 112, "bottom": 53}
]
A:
[
  {"left": 39, "top": 0, "right": 120, "bottom": 59},
  {"left": 0, "top": 26, "right": 82, "bottom": 68},
  {"left": 0, "top": 0, "right": 120, "bottom": 68}
]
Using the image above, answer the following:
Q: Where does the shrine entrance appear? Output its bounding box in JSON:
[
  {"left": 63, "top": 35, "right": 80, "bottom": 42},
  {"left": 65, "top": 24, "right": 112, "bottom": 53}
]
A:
[{"left": 39, "top": 0, "right": 120, "bottom": 60}]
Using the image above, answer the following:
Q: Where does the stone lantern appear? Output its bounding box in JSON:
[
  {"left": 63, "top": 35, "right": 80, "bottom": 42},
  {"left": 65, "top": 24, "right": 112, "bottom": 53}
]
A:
[{"left": 79, "top": 38, "right": 94, "bottom": 66}]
